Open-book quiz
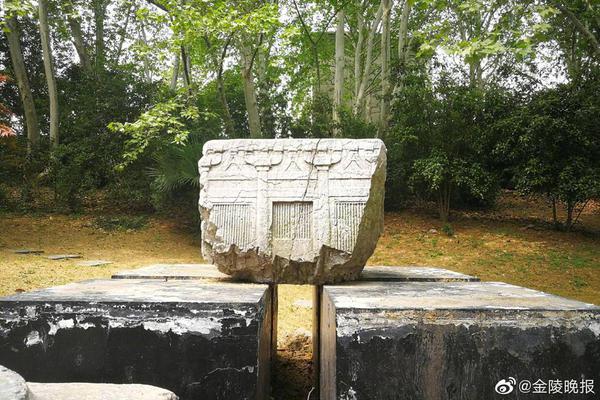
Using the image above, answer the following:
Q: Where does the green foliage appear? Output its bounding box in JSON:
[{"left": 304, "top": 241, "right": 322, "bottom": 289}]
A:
[
  {"left": 49, "top": 67, "right": 157, "bottom": 210},
  {"left": 110, "top": 98, "right": 204, "bottom": 168},
  {"left": 147, "top": 132, "right": 204, "bottom": 209},
  {"left": 1, "top": 0, "right": 599, "bottom": 233},
  {"left": 289, "top": 94, "right": 333, "bottom": 138},
  {"left": 337, "top": 108, "right": 379, "bottom": 139},
  {"left": 195, "top": 70, "right": 249, "bottom": 137},
  {"left": 512, "top": 74, "right": 600, "bottom": 230},
  {"left": 441, "top": 223, "right": 454, "bottom": 237},
  {"left": 388, "top": 72, "right": 501, "bottom": 219},
  {"left": 0, "top": 137, "right": 25, "bottom": 186}
]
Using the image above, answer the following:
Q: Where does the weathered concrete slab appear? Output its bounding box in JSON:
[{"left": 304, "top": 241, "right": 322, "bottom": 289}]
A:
[
  {"left": 198, "top": 139, "right": 387, "bottom": 284},
  {"left": 75, "top": 260, "right": 112, "bottom": 267},
  {"left": 111, "top": 264, "right": 232, "bottom": 280},
  {"left": 111, "top": 264, "right": 280, "bottom": 363},
  {"left": 0, "top": 279, "right": 272, "bottom": 400},
  {"left": 26, "top": 382, "right": 178, "bottom": 400},
  {"left": 46, "top": 255, "right": 81, "bottom": 260},
  {"left": 360, "top": 265, "right": 479, "bottom": 282},
  {"left": 321, "top": 281, "right": 600, "bottom": 400},
  {"left": 0, "top": 365, "right": 28, "bottom": 400}
]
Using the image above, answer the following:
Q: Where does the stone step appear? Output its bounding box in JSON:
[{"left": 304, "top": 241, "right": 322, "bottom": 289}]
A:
[
  {"left": 360, "top": 265, "right": 479, "bottom": 282},
  {"left": 111, "top": 264, "right": 232, "bottom": 281},
  {"left": 75, "top": 260, "right": 112, "bottom": 267},
  {"left": 26, "top": 382, "right": 178, "bottom": 400},
  {"left": 0, "top": 365, "right": 28, "bottom": 400}
]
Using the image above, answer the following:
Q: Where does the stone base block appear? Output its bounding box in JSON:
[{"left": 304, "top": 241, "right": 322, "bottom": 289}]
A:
[
  {"left": 0, "top": 365, "right": 28, "bottom": 400},
  {"left": 27, "top": 382, "right": 178, "bottom": 400},
  {"left": 111, "top": 264, "right": 279, "bottom": 360},
  {"left": 0, "top": 280, "right": 272, "bottom": 400},
  {"left": 321, "top": 281, "right": 600, "bottom": 400},
  {"left": 360, "top": 266, "right": 479, "bottom": 282},
  {"left": 111, "top": 264, "right": 233, "bottom": 281}
]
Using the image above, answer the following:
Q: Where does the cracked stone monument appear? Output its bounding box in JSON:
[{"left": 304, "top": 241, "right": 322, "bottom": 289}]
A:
[{"left": 198, "top": 139, "right": 386, "bottom": 284}]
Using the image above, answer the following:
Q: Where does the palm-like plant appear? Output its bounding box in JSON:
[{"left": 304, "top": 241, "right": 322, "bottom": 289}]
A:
[{"left": 147, "top": 133, "right": 205, "bottom": 195}]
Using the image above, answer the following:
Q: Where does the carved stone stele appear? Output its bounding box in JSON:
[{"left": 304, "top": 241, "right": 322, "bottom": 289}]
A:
[{"left": 198, "top": 139, "right": 386, "bottom": 284}]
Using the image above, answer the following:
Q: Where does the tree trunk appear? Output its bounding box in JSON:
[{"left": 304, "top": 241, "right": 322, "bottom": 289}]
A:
[
  {"left": 217, "top": 39, "right": 235, "bottom": 138},
  {"left": 438, "top": 182, "right": 451, "bottom": 222},
  {"left": 379, "top": 0, "right": 392, "bottom": 137},
  {"left": 139, "top": 21, "right": 152, "bottom": 82},
  {"left": 354, "top": 10, "right": 365, "bottom": 101},
  {"left": 469, "top": 60, "right": 483, "bottom": 88},
  {"left": 397, "top": 0, "right": 410, "bottom": 62},
  {"left": 551, "top": 197, "right": 559, "bottom": 229},
  {"left": 333, "top": 8, "right": 345, "bottom": 136},
  {"left": 256, "top": 45, "right": 275, "bottom": 136},
  {"left": 39, "top": 0, "right": 59, "bottom": 148},
  {"left": 553, "top": 0, "right": 600, "bottom": 59},
  {"left": 5, "top": 15, "right": 40, "bottom": 149},
  {"left": 67, "top": 13, "right": 92, "bottom": 72},
  {"left": 354, "top": 4, "right": 382, "bottom": 117},
  {"left": 239, "top": 44, "right": 262, "bottom": 138},
  {"left": 170, "top": 52, "right": 180, "bottom": 90},
  {"left": 565, "top": 201, "right": 575, "bottom": 232},
  {"left": 391, "top": 0, "right": 411, "bottom": 104},
  {"left": 115, "top": 3, "right": 133, "bottom": 64},
  {"left": 180, "top": 46, "right": 192, "bottom": 96},
  {"left": 93, "top": 0, "right": 107, "bottom": 72}
]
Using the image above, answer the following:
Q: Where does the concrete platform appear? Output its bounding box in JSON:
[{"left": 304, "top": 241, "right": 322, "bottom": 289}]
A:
[
  {"left": 0, "top": 365, "right": 28, "bottom": 400},
  {"left": 0, "top": 279, "right": 272, "bottom": 400},
  {"left": 111, "top": 264, "right": 279, "bottom": 361},
  {"left": 112, "top": 264, "right": 479, "bottom": 283},
  {"left": 26, "top": 382, "right": 178, "bottom": 400},
  {"left": 111, "top": 264, "right": 233, "bottom": 280},
  {"left": 360, "top": 265, "right": 479, "bottom": 282},
  {"left": 320, "top": 281, "right": 600, "bottom": 400}
]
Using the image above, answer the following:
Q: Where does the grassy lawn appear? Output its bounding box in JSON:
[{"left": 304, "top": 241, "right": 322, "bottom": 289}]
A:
[
  {"left": 370, "top": 193, "right": 600, "bottom": 305},
  {"left": 0, "top": 192, "right": 598, "bottom": 399}
]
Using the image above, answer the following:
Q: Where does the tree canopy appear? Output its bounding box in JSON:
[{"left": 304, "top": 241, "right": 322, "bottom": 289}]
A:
[{"left": 1, "top": 0, "right": 598, "bottom": 226}]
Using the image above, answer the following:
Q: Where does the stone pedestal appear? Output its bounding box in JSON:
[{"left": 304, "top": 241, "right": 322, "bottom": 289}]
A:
[
  {"left": 0, "top": 365, "right": 28, "bottom": 400},
  {"left": 360, "top": 265, "right": 479, "bottom": 282},
  {"left": 320, "top": 281, "right": 600, "bottom": 400},
  {"left": 0, "top": 279, "right": 272, "bottom": 400},
  {"left": 112, "top": 264, "right": 279, "bottom": 364},
  {"left": 26, "top": 382, "right": 178, "bottom": 400},
  {"left": 111, "top": 263, "right": 233, "bottom": 281}
]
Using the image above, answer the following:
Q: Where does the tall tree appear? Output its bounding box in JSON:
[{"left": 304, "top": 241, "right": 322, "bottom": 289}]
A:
[
  {"left": 63, "top": 1, "right": 92, "bottom": 72},
  {"left": 5, "top": 13, "right": 40, "bottom": 149},
  {"left": 379, "top": 0, "right": 391, "bottom": 136},
  {"left": 239, "top": 41, "right": 262, "bottom": 137},
  {"left": 353, "top": 3, "right": 382, "bottom": 117},
  {"left": 93, "top": 0, "right": 108, "bottom": 72},
  {"left": 551, "top": 0, "right": 600, "bottom": 59},
  {"left": 38, "top": 0, "right": 59, "bottom": 148},
  {"left": 333, "top": 6, "right": 345, "bottom": 136}
]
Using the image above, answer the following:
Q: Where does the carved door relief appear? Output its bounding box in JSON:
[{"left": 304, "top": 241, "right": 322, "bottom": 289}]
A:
[
  {"left": 272, "top": 202, "right": 313, "bottom": 240},
  {"left": 333, "top": 201, "right": 366, "bottom": 252},
  {"left": 211, "top": 203, "right": 255, "bottom": 248}
]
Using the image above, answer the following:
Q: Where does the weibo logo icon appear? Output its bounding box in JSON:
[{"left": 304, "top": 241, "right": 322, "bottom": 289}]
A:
[{"left": 495, "top": 377, "right": 516, "bottom": 395}]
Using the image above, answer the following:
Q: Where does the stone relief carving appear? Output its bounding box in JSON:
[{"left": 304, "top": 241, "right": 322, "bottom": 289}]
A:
[{"left": 198, "top": 138, "right": 386, "bottom": 284}]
